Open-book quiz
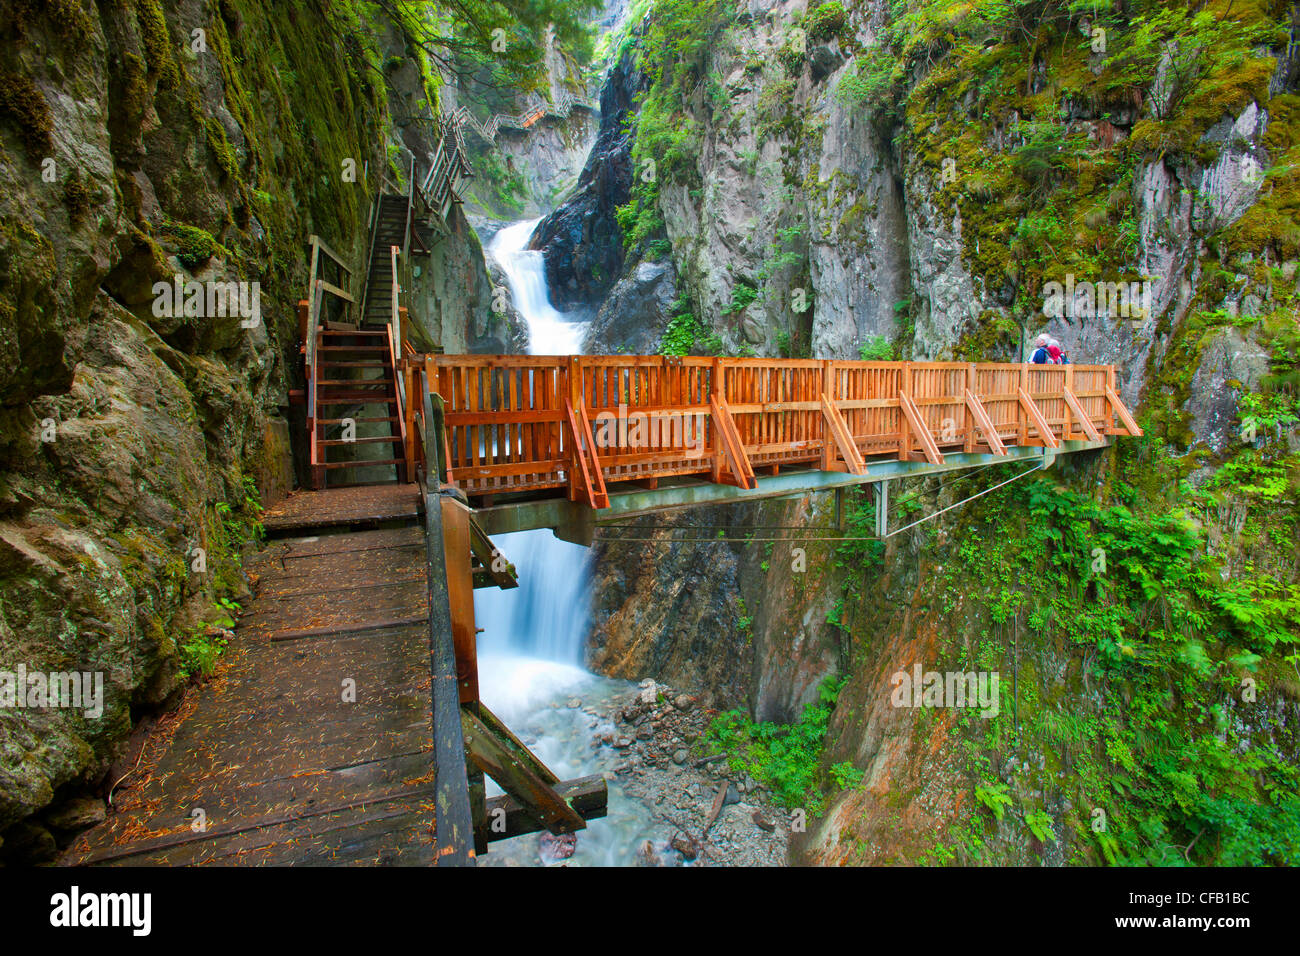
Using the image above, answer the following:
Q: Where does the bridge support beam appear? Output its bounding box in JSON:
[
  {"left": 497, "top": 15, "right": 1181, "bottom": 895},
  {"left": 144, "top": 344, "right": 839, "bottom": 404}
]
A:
[{"left": 873, "top": 480, "right": 889, "bottom": 538}]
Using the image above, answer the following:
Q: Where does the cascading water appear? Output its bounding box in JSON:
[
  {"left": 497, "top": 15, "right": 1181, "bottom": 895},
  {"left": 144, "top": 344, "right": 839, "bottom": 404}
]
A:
[
  {"left": 488, "top": 220, "right": 587, "bottom": 354},
  {"left": 475, "top": 220, "right": 656, "bottom": 866}
]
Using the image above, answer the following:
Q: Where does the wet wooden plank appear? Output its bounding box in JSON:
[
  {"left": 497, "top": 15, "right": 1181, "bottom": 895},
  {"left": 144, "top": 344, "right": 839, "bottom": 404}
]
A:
[
  {"left": 64, "top": 508, "right": 440, "bottom": 867},
  {"left": 261, "top": 484, "right": 421, "bottom": 533}
]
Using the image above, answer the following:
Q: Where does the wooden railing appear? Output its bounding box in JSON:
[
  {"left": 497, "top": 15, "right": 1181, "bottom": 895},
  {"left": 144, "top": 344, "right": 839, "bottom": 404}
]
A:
[
  {"left": 451, "top": 88, "right": 597, "bottom": 146},
  {"left": 401, "top": 356, "right": 1142, "bottom": 505},
  {"left": 299, "top": 235, "right": 356, "bottom": 475}
]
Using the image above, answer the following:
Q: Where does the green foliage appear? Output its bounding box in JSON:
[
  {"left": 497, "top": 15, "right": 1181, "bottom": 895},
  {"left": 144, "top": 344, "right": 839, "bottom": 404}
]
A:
[
  {"left": 618, "top": 0, "right": 736, "bottom": 253},
  {"left": 931, "top": 469, "right": 1300, "bottom": 865},
  {"left": 833, "top": 487, "right": 885, "bottom": 573},
  {"left": 806, "top": 2, "right": 849, "bottom": 42},
  {"left": 836, "top": 48, "right": 906, "bottom": 127},
  {"left": 975, "top": 781, "right": 1014, "bottom": 820},
  {"left": 830, "top": 761, "right": 864, "bottom": 789},
  {"left": 373, "top": 0, "right": 602, "bottom": 91},
  {"left": 1024, "top": 808, "right": 1056, "bottom": 843},
  {"left": 858, "top": 335, "right": 894, "bottom": 361},
  {"left": 178, "top": 626, "right": 228, "bottom": 679},
  {"left": 659, "top": 292, "right": 723, "bottom": 356},
  {"left": 471, "top": 145, "right": 528, "bottom": 214},
  {"left": 705, "top": 676, "right": 848, "bottom": 811},
  {"left": 724, "top": 280, "right": 759, "bottom": 315},
  {"left": 160, "top": 220, "right": 224, "bottom": 270}
]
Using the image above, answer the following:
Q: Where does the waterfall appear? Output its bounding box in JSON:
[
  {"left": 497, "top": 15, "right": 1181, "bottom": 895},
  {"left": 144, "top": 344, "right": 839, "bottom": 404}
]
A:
[
  {"left": 475, "top": 220, "right": 593, "bottom": 720},
  {"left": 487, "top": 219, "right": 587, "bottom": 355},
  {"left": 472, "top": 220, "right": 680, "bottom": 867}
]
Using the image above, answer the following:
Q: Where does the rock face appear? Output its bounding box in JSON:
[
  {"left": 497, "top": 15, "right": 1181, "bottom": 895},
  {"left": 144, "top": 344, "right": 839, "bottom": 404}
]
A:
[
  {"left": 0, "top": 0, "right": 492, "bottom": 845},
  {"left": 589, "top": 496, "right": 842, "bottom": 723},
  {"left": 575, "top": 0, "right": 1300, "bottom": 869},
  {"left": 583, "top": 258, "right": 679, "bottom": 354},
  {"left": 466, "top": 111, "right": 602, "bottom": 220},
  {"left": 531, "top": 47, "right": 645, "bottom": 311}
]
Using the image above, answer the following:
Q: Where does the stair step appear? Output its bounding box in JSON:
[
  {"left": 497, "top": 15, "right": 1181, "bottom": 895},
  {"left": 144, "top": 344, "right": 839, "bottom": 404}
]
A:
[
  {"left": 316, "top": 380, "right": 390, "bottom": 387},
  {"left": 316, "top": 395, "right": 399, "bottom": 405},
  {"left": 318, "top": 416, "right": 399, "bottom": 424},
  {"left": 318, "top": 346, "right": 388, "bottom": 352},
  {"left": 319, "top": 458, "right": 405, "bottom": 469},
  {"left": 321, "top": 329, "right": 387, "bottom": 337},
  {"left": 318, "top": 436, "right": 403, "bottom": 446},
  {"left": 319, "top": 360, "right": 389, "bottom": 368}
]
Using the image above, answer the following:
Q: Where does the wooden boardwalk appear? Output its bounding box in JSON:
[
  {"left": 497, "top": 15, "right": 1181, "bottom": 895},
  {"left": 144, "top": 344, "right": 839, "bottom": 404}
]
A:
[{"left": 64, "top": 491, "right": 438, "bottom": 866}]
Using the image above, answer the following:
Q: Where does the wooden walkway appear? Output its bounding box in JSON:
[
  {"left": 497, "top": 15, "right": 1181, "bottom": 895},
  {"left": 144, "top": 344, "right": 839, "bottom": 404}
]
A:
[{"left": 64, "top": 492, "right": 438, "bottom": 866}]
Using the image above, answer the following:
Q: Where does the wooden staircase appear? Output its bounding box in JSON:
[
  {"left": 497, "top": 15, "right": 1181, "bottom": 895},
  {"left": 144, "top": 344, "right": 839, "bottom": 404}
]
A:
[
  {"left": 362, "top": 195, "right": 411, "bottom": 326},
  {"left": 309, "top": 327, "right": 407, "bottom": 488},
  {"left": 301, "top": 118, "right": 471, "bottom": 490}
]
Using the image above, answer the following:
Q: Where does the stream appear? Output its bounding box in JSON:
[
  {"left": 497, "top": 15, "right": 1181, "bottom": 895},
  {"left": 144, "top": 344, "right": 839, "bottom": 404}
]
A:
[{"left": 474, "top": 220, "right": 661, "bottom": 866}]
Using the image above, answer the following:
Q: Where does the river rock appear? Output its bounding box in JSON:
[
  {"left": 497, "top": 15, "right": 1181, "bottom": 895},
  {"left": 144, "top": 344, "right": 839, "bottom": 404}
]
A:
[
  {"left": 671, "top": 833, "right": 700, "bottom": 861},
  {"left": 672, "top": 749, "right": 689, "bottom": 765},
  {"left": 539, "top": 831, "right": 578, "bottom": 863}
]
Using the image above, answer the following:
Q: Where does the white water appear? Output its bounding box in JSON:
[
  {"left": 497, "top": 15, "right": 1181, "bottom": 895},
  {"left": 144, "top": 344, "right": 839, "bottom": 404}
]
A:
[
  {"left": 488, "top": 219, "right": 587, "bottom": 355},
  {"left": 475, "top": 221, "right": 653, "bottom": 866}
]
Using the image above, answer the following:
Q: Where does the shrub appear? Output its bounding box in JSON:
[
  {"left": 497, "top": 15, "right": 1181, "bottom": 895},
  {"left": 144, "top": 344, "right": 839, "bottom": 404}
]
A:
[{"left": 806, "top": 2, "right": 849, "bottom": 42}]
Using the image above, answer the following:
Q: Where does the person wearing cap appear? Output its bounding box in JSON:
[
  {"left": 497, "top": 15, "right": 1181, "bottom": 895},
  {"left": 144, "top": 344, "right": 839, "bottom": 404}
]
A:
[{"left": 1030, "top": 334, "right": 1051, "bottom": 364}]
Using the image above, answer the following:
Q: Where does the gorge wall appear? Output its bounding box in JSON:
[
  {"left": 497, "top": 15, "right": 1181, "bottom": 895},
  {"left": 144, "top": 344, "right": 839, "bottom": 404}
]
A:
[
  {"left": 0, "top": 0, "right": 495, "bottom": 857},
  {"left": 553, "top": 0, "right": 1300, "bottom": 865}
]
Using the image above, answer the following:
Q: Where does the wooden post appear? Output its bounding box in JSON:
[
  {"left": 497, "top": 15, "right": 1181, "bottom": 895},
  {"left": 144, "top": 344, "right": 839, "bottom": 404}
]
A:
[
  {"left": 965, "top": 363, "right": 977, "bottom": 453},
  {"left": 1062, "top": 365, "right": 1074, "bottom": 441},
  {"left": 405, "top": 363, "right": 418, "bottom": 481},
  {"left": 822, "top": 360, "right": 835, "bottom": 469},
  {"left": 567, "top": 357, "right": 582, "bottom": 502},
  {"left": 441, "top": 495, "right": 479, "bottom": 705},
  {"left": 710, "top": 358, "right": 724, "bottom": 484},
  {"left": 897, "top": 361, "right": 912, "bottom": 461},
  {"left": 1019, "top": 363, "right": 1030, "bottom": 446}
]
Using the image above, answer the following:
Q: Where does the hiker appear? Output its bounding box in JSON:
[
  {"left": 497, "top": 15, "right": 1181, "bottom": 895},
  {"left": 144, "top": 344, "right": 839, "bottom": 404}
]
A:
[
  {"left": 1030, "top": 335, "right": 1052, "bottom": 364},
  {"left": 1047, "top": 339, "right": 1064, "bottom": 364}
]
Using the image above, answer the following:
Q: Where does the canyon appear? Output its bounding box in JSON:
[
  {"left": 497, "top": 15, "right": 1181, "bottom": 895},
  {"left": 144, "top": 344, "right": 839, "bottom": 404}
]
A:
[{"left": 0, "top": 0, "right": 1297, "bottom": 867}]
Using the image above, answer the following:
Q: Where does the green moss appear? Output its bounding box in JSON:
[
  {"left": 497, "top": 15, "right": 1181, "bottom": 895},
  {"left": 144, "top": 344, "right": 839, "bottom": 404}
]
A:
[
  {"left": 805, "top": 2, "right": 849, "bottom": 42},
  {"left": 204, "top": 117, "right": 240, "bottom": 182},
  {"left": 160, "top": 220, "right": 222, "bottom": 270},
  {"left": 0, "top": 72, "right": 53, "bottom": 157},
  {"left": 5, "top": 0, "right": 95, "bottom": 48},
  {"left": 134, "top": 0, "right": 180, "bottom": 88},
  {"left": 61, "top": 172, "right": 94, "bottom": 224}
]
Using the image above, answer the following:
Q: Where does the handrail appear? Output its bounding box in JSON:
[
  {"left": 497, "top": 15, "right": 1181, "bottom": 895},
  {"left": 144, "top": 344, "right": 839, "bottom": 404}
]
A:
[
  {"left": 357, "top": 197, "right": 381, "bottom": 323},
  {"left": 451, "top": 90, "right": 597, "bottom": 145},
  {"left": 420, "top": 395, "right": 474, "bottom": 865},
  {"left": 413, "top": 356, "right": 1142, "bottom": 504},
  {"left": 404, "top": 156, "right": 415, "bottom": 258}
]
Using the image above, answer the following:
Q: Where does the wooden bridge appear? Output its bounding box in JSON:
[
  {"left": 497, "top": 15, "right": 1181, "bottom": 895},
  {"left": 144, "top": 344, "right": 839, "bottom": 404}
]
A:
[
  {"left": 404, "top": 354, "right": 1140, "bottom": 541},
  {"left": 62, "top": 158, "right": 1141, "bottom": 866}
]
